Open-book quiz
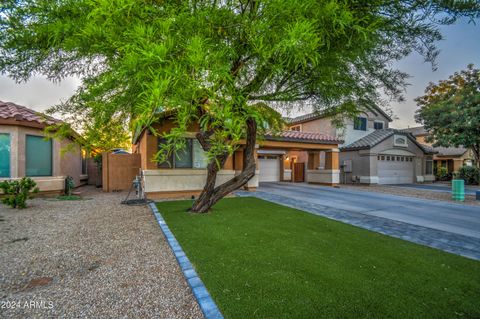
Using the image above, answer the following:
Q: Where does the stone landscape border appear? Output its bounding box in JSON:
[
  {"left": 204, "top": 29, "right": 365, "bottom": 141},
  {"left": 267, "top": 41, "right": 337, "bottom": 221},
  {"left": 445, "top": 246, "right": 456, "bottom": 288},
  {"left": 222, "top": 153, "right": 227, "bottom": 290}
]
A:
[{"left": 148, "top": 203, "right": 223, "bottom": 319}]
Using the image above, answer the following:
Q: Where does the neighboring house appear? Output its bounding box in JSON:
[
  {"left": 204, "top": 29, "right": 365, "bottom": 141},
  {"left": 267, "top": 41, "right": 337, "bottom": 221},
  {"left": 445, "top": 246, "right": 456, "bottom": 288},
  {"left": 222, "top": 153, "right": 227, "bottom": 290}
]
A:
[
  {"left": 0, "top": 101, "right": 88, "bottom": 193},
  {"left": 287, "top": 107, "right": 435, "bottom": 184},
  {"left": 288, "top": 105, "right": 392, "bottom": 146},
  {"left": 402, "top": 126, "right": 476, "bottom": 176},
  {"left": 130, "top": 112, "right": 343, "bottom": 199},
  {"left": 340, "top": 129, "right": 436, "bottom": 184}
]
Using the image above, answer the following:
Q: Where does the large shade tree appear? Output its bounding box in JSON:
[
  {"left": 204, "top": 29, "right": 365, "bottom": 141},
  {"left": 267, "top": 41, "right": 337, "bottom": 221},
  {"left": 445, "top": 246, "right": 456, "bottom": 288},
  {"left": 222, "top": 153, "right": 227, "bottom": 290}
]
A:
[
  {"left": 415, "top": 64, "right": 480, "bottom": 168},
  {"left": 1, "top": 0, "right": 479, "bottom": 212}
]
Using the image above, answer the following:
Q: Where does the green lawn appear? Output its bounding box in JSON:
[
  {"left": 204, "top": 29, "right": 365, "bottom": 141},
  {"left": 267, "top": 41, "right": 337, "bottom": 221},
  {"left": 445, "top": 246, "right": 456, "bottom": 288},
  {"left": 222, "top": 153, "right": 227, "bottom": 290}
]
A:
[{"left": 158, "top": 197, "right": 480, "bottom": 319}]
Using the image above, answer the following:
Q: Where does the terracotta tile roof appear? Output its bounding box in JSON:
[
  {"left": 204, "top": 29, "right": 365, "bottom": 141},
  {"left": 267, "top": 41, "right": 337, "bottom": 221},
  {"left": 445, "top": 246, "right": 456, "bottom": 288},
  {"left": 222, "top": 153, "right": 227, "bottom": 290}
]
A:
[
  {"left": 265, "top": 130, "right": 343, "bottom": 144},
  {"left": 0, "top": 101, "right": 62, "bottom": 126},
  {"left": 287, "top": 111, "right": 325, "bottom": 124},
  {"left": 288, "top": 105, "right": 393, "bottom": 124}
]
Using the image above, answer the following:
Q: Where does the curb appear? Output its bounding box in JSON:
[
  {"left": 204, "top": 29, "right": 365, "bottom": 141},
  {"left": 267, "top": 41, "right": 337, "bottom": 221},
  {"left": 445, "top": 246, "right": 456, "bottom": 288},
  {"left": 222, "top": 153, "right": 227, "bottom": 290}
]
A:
[{"left": 148, "top": 203, "right": 224, "bottom": 319}]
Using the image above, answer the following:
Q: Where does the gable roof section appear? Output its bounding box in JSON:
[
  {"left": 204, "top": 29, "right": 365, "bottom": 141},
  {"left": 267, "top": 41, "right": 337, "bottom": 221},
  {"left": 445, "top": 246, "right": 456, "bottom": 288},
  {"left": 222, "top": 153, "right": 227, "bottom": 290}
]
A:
[
  {"left": 265, "top": 131, "right": 342, "bottom": 145},
  {"left": 400, "top": 126, "right": 428, "bottom": 136},
  {"left": 0, "top": 100, "right": 62, "bottom": 128},
  {"left": 288, "top": 105, "right": 393, "bottom": 125},
  {"left": 400, "top": 126, "right": 469, "bottom": 157},
  {"left": 433, "top": 146, "right": 468, "bottom": 157},
  {"left": 340, "top": 129, "right": 435, "bottom": 154}
]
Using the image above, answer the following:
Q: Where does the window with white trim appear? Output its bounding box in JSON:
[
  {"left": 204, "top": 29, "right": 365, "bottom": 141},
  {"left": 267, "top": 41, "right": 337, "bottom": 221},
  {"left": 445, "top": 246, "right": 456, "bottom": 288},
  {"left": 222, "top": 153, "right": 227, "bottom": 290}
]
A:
[
  {"left": 393, "top": 135, "right": 408, "bottom": 147},
  {"left": 26, "top": 135, "right": 52, "bottom": 176},
  {"left": 374, "top": 121, "right": 384, "bottom": 130},
  {"left": 353, "top": 117, "right": 367, "bottom": 131},
  {"left": 290, "top": 125, "right": 301, "bottom": 131}
]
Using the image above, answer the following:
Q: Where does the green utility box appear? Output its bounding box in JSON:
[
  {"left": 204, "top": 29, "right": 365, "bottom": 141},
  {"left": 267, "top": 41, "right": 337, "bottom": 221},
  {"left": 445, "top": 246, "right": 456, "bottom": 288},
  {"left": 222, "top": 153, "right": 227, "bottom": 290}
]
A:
[{"left": 452, "top": 179, "right": 465, "bottom": 202}]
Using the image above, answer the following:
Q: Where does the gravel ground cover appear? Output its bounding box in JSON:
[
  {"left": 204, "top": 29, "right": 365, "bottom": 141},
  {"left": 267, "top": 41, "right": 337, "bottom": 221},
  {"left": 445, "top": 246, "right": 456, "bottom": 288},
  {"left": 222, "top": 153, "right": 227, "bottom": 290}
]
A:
[
  {"left": 338, "top": 184, "right": 480, "bottom": 206},
  {"left": 0, "top": 186, "right": 203, "bottom": 319}
]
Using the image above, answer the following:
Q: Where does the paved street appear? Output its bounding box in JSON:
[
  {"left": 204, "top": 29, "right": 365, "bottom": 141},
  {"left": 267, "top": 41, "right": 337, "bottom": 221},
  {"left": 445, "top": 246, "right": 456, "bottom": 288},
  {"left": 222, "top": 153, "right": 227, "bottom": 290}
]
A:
[{"left": 237, "top": 182, "right": 480, "bottom": 260}]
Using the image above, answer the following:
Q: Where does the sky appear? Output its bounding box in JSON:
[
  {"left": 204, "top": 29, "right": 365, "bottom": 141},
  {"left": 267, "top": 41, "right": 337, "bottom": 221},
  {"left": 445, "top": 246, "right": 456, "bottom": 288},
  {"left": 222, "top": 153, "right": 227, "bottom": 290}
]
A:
[{"left": 0, "top": 19, "right": 479, "bottom": 129}]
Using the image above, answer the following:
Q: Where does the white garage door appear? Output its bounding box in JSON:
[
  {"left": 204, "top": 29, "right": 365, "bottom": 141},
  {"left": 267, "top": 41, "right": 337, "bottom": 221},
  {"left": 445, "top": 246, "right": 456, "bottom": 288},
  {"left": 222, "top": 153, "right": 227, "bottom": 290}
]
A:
[
  {"left": 377, "top": 155, "right": 414, "bottom": 184},
  {"left": 258, "top": 156, "right": 280, "bottom": 182}
]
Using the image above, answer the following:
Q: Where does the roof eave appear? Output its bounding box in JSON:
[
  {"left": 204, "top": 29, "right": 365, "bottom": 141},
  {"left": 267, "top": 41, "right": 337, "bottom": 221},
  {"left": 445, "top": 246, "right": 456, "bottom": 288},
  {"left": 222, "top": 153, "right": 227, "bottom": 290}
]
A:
[{"left": 264, "top": 136, "right": 341, "bottom": 145}]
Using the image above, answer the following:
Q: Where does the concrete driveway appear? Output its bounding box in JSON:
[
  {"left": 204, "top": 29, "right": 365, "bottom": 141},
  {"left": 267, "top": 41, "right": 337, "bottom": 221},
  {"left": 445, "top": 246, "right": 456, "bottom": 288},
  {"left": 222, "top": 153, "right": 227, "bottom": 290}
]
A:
[
  {"left": 241, "top": 182, "right": 480, "bottom": 259},
  {"left": 258, "top": 182, "right": 480, "bottom": 239}
]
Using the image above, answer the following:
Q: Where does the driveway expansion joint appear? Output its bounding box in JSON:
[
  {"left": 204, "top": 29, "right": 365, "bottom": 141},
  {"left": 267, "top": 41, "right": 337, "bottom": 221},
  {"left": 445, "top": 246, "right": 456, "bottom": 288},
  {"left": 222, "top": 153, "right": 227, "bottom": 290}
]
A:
[{"left": 149, "top": 202, "right": 224, "bottom": 319}]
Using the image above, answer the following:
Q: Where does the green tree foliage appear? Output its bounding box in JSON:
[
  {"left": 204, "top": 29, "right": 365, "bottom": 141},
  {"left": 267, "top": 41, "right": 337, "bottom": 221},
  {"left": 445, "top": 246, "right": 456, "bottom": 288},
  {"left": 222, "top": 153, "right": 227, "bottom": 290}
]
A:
[
  {"left": 1, "top": 1, "right": 479, "bottom": 211},
  {"left": 454, "top": 166, "right": 480, "bottom": 185},
  {"left": 415, "top": 65, "right": 480, "bottom": 167},
  {"left": 0, "top": 177, "right": 39, "bottom": 209}
]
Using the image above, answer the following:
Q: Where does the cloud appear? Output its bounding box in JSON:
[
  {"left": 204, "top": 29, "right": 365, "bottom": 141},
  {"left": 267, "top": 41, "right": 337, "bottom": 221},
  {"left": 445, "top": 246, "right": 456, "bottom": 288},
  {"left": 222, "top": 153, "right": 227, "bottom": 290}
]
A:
[{"left": 0, "top": 75, "right": 81, "bottom": 113}]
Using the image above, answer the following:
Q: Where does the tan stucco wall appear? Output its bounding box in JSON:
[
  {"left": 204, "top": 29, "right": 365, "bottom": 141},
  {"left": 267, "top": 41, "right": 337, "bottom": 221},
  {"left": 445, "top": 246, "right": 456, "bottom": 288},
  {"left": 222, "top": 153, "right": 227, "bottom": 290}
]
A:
[
  {"left": 295, "top": 117, "right": 337, "bottom": 136},
  {"left": 306, "top": 169, "right": 340, "bottom": 185},
  {"left": 0, "top": 124, "right": 85, "bottom": 191},
  {"left": 143, "top": 169, "right": 236, "bottom": 192},
  {"left": 102, "top": 153, "right": 141, "bottom": 192},
  {"left": 60, "top": 139, "right": 87, "bottom": 187},
  {"left": 415, "top": 135, "right": 430, "bottom": 145}
]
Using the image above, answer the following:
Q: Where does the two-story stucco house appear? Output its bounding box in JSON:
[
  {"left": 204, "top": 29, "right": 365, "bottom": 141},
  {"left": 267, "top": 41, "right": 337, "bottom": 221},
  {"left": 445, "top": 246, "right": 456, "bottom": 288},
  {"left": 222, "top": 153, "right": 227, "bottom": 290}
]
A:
[{"left": 287, "top": 106, "right": 436, "bottom": 184}]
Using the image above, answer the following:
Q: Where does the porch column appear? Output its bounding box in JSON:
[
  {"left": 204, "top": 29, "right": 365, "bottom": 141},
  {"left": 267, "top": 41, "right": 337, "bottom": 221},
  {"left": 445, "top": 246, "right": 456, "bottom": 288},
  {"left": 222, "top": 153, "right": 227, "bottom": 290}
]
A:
[
  {"left": 306, "top": 148, "right": 340, "bottom": 186},
  {"left": 453, "top": 159, "right": 463, "bottom": 172},
  {"left": 325, "top": 149, "right": 339, "bottom": 170},
  {"left": 307, "top": 152, "right": 320, "bottom": 169}
]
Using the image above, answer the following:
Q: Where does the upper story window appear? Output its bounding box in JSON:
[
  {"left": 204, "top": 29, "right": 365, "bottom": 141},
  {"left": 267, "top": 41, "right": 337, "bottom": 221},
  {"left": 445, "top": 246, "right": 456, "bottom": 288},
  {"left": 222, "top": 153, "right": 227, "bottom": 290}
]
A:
[
  {"left": 158, "top": 138, "right": 208, "bottom": 169},
  {"left": 374, "top": 121, "right": 384, "bottom": 130},
  {"left": 393, "top": 135, "right": 408, "bottom": 147},
  {"left": 26, "top": 135, "right": 52, "bottom": 176},
  {"left": 290, "top": 125, "right": 301, "bottom": 131},
  {"left": 353, "top": 117, "right": 367, "bottom": 131},
  {"left": 0, "top": 133, "right": 11, "bottom": 178}
]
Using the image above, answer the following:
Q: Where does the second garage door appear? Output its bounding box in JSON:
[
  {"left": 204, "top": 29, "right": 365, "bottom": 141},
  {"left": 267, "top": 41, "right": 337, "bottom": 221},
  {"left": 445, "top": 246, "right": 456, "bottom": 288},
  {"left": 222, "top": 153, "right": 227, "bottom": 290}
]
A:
[
  {"left": 378, "top": 155, "right": 414, "bottom": 184},
  {"left": 258, "top": 155, "right": 280, "bottom": 182}
]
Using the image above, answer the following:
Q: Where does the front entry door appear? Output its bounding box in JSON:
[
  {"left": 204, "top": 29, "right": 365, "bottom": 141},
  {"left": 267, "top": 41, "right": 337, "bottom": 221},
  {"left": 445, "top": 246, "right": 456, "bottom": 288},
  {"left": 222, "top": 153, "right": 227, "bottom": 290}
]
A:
[{"left": 293, "top": 162, "right": 305, "bottom": 182}]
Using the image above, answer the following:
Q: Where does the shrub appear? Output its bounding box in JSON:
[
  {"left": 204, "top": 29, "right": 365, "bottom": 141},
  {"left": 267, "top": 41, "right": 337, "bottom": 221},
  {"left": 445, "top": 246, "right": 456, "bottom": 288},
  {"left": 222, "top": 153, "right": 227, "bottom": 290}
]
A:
[
  {"left": 435, "top": 166, "right": 450, "bottom": 181},
  {"left": 454, "top": 166, "right": 480, "bottom": 185},
  {"left": 65, "top": 176, "right": 75, "bottom": 196},
  {"left": 0, "top": 177, "right": 39, "bottom": 209}
]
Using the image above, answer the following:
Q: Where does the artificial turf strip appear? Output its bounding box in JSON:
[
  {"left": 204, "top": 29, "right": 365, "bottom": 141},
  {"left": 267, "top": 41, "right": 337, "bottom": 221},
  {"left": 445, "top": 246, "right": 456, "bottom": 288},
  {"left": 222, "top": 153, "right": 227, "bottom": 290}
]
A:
[{"left": 157, "top": 197, "right": 480, "bottom": 319}]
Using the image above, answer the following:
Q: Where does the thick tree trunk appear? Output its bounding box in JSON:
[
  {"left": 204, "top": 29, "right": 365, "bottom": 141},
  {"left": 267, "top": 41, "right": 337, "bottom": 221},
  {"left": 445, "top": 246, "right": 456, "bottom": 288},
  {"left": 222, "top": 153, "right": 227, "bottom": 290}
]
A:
[{"left": 191, "top": 118, "right": 257, "bottom": 213}]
